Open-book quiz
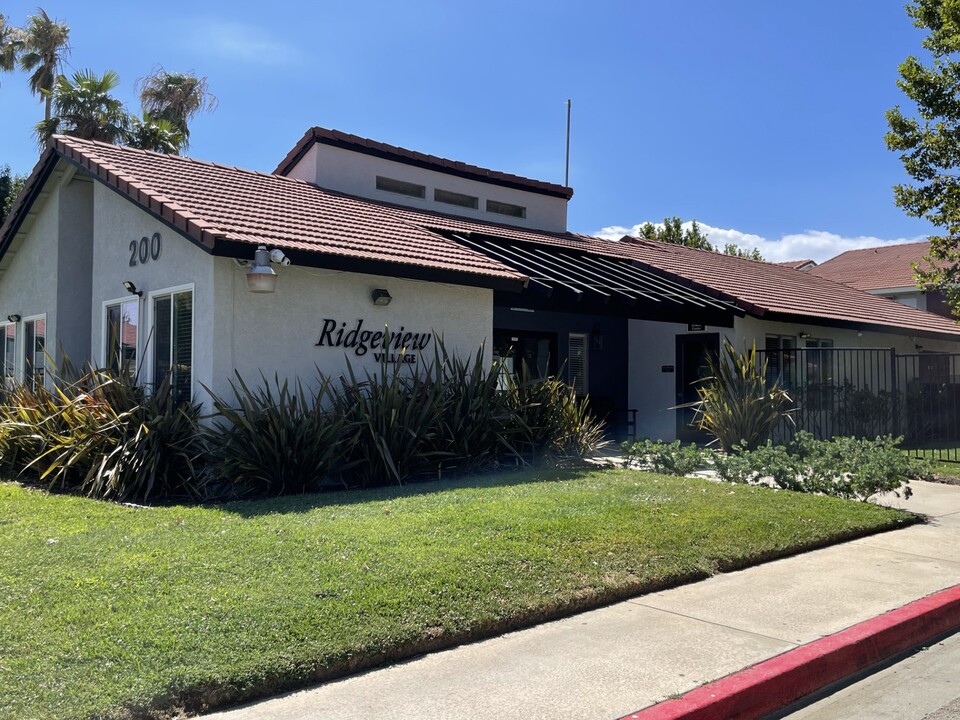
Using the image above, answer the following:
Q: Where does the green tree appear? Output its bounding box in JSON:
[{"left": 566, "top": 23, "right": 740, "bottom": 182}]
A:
[
  {"left": 886, "top": 0, "right": 960, "bottom": 313},
  {"left": 722, "top": 243, "right": 763, "bottom": 260},
  {"left": 637, "top": 217, "right": 763, "bottom": 259},
  {"left": 127, "top": 113, "right": 186, "bottom": 154},
  {"left": 136, "top": 69, "right": 216, "bottom": 150},
  {"left": 0, "top": 13, "right": 23, "bottom": 78},
  {"left": 18, "top": 8, "right": 70, "bottom": 122},
  {"left": 35, "top": 69, "right": 129, "bottom": 145},
  {"left": 639, "top": 216, "right": 713, "bottom": 250},
  {"left": 0, "top": 165, "right": 27, "bottom": 227}
]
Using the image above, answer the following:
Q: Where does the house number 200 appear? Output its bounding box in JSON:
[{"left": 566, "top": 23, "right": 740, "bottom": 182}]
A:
[{"left": 129, "top": 233, "right": 162, "bottom": 266}]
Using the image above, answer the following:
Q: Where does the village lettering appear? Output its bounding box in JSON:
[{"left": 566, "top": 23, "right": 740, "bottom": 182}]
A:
[{"left": 316, "top": 319, "right": 433, "bottom": 363}]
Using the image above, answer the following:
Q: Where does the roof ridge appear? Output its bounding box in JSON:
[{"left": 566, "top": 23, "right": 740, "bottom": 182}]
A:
[
  {"left": 52, "top": 134, "right": 315, "bottom": 188},
  {"left": 273, "top": 126, "right": 574, "bottom": 199}
]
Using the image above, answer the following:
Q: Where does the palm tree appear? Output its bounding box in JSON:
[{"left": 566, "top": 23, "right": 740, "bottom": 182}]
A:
[
  {"left": 127, "top": 113, "right": 186, "bottom": 154},
  {"left": 0, "top": 13, "right": 23, "bottom": 78},
  {"left": 18, "top": 8, "right": 70, "bottom": 122},
  {"left": 137, "top": 69, "right": 216, "bottom": 149},
  {"left": 35, "top": 69, "right": 129, "bottom": 146}
]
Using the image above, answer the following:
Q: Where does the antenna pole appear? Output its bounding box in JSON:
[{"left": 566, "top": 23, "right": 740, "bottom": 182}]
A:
[{"left": 565, "top": 99, "right": 572, "bottom": 187}]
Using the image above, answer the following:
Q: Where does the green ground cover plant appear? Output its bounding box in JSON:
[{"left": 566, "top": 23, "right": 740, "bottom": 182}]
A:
[
  {"left": 623, "top": 435, "right": 929, "bottom": 501},
  {"left": 712, "top": 432, "right": 930, "bottom": 501},
  {"left": 0, "top": 467, "right": 915, "bottom": 720}
]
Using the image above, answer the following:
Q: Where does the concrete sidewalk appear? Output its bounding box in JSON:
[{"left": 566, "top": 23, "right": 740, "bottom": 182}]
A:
[{"left": 204, "top": 480, "right": 960, "bottom": 720}]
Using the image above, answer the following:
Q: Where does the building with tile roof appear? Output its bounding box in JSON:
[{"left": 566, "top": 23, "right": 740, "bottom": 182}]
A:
[
  {"left": 809, "top": 241, "right": 953, "bottom": 317},
  {"left": 1, "top": 129, "right": 959, "bottom": 441}
]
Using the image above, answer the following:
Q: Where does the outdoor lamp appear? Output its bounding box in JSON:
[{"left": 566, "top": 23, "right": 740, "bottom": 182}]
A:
[
  {"left": 246, "top": 245, "right": 277, "bottom": 293},
  {"left": 122, "top": 280, "right": 143, "bottom": 297},
  {"left": 371, "top": 288, "right": 392, "bottom": 306},
  {"left": 6, "top": 314, "right": 20, "bottom": 323}
]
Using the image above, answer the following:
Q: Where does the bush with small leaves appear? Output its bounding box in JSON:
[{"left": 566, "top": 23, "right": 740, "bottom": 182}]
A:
[{"left": 621, "top": 439, "right": 711, "bottom": 476}]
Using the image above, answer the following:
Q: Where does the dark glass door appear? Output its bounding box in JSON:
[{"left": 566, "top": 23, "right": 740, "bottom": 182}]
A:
[
  {"left": 493, "top": 330, "right": 557, "bottom": 382},
  {"left": 675, "top": 333, "right": 719, "bottom": 442}
]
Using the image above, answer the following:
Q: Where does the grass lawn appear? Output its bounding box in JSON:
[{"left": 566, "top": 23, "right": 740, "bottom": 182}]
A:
[
  {"left": 0, "top": 467, "right": 918, "bottom": 720},
  {"left": 906, "top": 449, "right": 960, "bottom": 479}
]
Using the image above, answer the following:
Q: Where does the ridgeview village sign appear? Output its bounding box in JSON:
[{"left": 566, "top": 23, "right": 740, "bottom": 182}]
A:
[{"left": 315, "top": 319, "right": 434, "bottom": 364}]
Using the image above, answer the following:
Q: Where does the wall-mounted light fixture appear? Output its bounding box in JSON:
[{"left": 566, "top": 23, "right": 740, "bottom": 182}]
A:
[
  {"left": 247, "top": 245, "right": 277, "bottom": 293},
  {"left": 6, "top": 314, "right": 20, "bottom": 323},
  {"left": 122, "top": 280, "right": 143, "bottom": 297},
  {"left": 799, "top": 332, "right": 811, "bottom": 339},
  {"left": 371, "top": 288, "right": 392, "bottom": 306}
]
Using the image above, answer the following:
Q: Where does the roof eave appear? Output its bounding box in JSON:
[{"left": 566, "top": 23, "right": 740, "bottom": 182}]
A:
[
  {"left": 761, "top": 310, "right": 960, "bottom": 342},
  {"left": 0, "top": 147, "right": 60, "bottom": 266},
  {"left": 274, "top": 127, "right": 575, "bottom": 200}
]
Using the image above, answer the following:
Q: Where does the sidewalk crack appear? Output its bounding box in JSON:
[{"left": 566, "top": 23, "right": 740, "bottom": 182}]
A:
[{"left": 625, "top": 601, "right": 803, "bottom": 647}]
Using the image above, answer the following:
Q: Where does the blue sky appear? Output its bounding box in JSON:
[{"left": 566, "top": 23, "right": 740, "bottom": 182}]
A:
[{"left": 0, "top": 1, "right": 934, "bottom": 262}]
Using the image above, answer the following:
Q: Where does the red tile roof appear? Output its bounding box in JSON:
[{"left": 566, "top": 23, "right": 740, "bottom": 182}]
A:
[
  {"left": 774, "top": 259, "right": 816, "bottom": 270},
  {"left": 612, "top": 237, "right": 960, "bottom": 338},
  {"left": 808, "top": 241, "right": 936, "bottom": 291},
  {"left": 2, "top": 137, "right": 958, "bottom": 341},
  {"left": 372, "top": 204, "right": 960, "bottom": 338},
  {"left": 274, "top": 127, "right": 574, "bottom": 199},
  {"left": 47, "top": 136, "right": 526, "bottom": 287}
]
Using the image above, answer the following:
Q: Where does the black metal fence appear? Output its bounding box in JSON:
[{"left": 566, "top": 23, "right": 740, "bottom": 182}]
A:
[{"left": 757, "top": 348, "right": 960, "bottom": 463}]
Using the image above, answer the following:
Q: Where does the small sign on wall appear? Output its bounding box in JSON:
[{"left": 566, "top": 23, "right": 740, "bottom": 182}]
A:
[{"left": 687, "top": 323, "right": 705, "bottom": 332}]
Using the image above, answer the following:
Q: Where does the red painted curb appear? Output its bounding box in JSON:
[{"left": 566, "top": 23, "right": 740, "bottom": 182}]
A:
[{"left": 619, "top": 583, "right": 960, "bottom": 720}]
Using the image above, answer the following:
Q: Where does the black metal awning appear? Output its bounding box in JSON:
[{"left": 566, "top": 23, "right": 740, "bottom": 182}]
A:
[{"left": 448, "top": 232, "right": 741, "bottom": 324}]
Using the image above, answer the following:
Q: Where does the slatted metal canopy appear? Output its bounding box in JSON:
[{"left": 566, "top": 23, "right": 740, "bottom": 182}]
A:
[{"left": 448, "top": 232, "right": 740, "bottom": 317}]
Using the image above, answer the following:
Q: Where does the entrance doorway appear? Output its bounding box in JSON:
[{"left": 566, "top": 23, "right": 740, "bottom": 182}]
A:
[
  {"left": 675, "top": 333, "right": 719, "bottom": 442},
  {"left": 492, "top": 330, "right": 558, "bottom": 383}
]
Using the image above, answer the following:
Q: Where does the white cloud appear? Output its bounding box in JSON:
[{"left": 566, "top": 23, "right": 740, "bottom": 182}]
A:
[
  {"left": 187, "top": 21, "right": 303, "bottom": 66},
  {"left": 594, "top": 221, "right": 927, "bottom": 264}
]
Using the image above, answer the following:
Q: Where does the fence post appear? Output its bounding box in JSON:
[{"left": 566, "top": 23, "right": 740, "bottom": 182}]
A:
[{"left": 890, "top": 348, "right": 900, "bottom": 438}]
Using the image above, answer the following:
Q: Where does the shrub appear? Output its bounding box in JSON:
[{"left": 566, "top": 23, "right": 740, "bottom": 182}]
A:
[
  {"left": 683, "top": 340, "right": 793, "bottom": 452},
  {"left": 332, "top": 356, "right": 448, "bottom": 488},
  {"left": 621, "top": 439, "right": 710, "bottom": 476},
  {"left": 502, "top": 369, "right": 607, "bottom": 462},
  {"left": 431, "top": 346, "right": 511, "bottom": 472},
  {"left": 3, "top": 369, "right": 203, "bottom": 501},
  {"left": 716, "top": 432, "right": 923, "bottom": 501},
  {"left": 204, "top": 373, "right": 351, "bottom": 496}
]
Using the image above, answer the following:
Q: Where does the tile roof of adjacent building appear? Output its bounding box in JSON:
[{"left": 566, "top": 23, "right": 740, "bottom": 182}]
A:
[
  {"left": 809, "top": 241, "right": 936, "bottom": 291},
  {"left": 774, "top": 259, "right": 817, "bottom": 270},
  {"left": 372, "top": 203, "right": 960, "bottom": 338},
  {"left": 610, "top": 236, "right": 960, "bottom": 337},
  {"left": 1, "top": 137, "right": 958, "bottom": 340},
  {"left": 273, "top": 127, "right": 575, "bottom": 200}
]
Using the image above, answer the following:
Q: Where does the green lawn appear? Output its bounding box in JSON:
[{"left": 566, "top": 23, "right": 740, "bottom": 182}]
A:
[
  {"left": 0, "top": 468, "right": 917, "bottom": 720},
  {"left": 908, "top": 449, "right": 960, "bottom": 479}
]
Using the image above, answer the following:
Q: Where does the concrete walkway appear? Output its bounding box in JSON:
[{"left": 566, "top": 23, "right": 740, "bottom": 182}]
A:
[{"left": 204, "top": 480, "right": 960, "bottom": 720}]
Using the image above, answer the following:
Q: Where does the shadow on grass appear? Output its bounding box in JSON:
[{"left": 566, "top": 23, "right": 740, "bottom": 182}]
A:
[{"left": 215, "top": 463, "right": 608, "bottom": 518}]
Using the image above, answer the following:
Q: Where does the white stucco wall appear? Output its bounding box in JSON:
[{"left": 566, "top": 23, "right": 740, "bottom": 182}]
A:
[
  {"left": 628, "top": 314, "right": 960, "bottom": 441},
  {"left": 90, "top": 183, "right": 215, "bottom": 399},
  {"left": 85, "top": 183, "right": 495, "bottom": 409},
  {"left": 0, "top": 186, "right": 60, "bottom": 384},
  {"left": 208, "top": 257, "right": 493, "bottom": 403},
  {"left": 289, "top": 144, "right": 569, "bottom": 233}
]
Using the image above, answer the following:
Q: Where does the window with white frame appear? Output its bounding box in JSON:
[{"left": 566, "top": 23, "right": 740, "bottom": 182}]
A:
[
  {"left": 105, "top": 299, "right": 139, "bottom": 379},
  {"left": 0, "top": 322, "right": 15, "bottom": 387},
  {"left": 23, "top": 316, "right": 45, "bottom": 391},
  {"left": 152, "top": 289, "right": 192, "bottom": 403}
]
